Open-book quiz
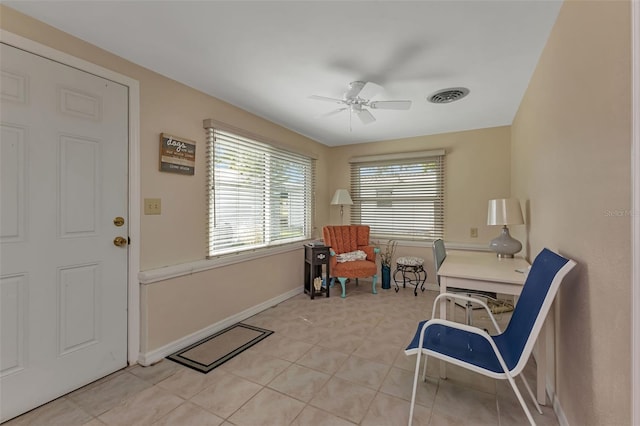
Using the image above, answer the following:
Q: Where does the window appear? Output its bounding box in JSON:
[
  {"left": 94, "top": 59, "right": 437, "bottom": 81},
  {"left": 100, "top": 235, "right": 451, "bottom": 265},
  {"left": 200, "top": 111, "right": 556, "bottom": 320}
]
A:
[
  {"left": 350, "top": 151, "right": 445, "bottom": 241},
  {"left": 206, "top": 127, "right": 315, "bottom": 257}
]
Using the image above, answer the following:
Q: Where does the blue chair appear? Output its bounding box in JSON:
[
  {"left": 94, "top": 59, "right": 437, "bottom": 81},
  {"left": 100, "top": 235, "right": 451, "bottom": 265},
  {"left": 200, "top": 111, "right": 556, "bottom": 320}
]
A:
[{"left": 405, "top": 248, "right": 576, "bottom": 426}]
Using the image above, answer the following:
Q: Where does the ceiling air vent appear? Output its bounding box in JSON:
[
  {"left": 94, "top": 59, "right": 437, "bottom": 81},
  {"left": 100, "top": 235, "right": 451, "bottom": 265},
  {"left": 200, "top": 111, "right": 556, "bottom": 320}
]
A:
[{"left": 427, "top": 87, "right": 470, "bottom": 104}]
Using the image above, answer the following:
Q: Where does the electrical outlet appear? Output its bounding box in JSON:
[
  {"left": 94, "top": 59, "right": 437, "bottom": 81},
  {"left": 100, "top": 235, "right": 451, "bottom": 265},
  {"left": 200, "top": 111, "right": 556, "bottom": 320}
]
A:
[
  {"left": 470, "top": 227, "right": 478, "bottom": 238},
  {"left": 144, "top": 198, "right": 161, "bottom": 215}
]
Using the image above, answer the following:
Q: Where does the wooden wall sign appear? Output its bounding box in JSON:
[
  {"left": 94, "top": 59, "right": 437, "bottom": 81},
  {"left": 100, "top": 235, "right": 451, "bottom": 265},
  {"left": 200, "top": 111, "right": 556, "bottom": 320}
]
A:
[{"left": 160, "top": 133, "right": 196, "bottom": 175}]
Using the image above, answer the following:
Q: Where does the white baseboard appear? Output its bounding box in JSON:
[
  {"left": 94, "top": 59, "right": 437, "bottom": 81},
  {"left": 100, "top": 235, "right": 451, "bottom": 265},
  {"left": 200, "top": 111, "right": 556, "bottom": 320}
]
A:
[
  {"left": 137, "top": 287, "right": 302, "bottom": 366},
  {"left": 548, "top": 383, "right": 568, "bottom": 426}
]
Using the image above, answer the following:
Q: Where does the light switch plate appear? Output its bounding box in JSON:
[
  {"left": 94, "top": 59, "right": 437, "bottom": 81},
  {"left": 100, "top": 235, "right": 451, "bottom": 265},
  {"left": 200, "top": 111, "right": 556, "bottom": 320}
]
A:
[
  {"left": 144, "top": 198, "right": 161, "bottom": 215},
  {"left": 470, "top": 227, "right": 478, "bottom": 238}
]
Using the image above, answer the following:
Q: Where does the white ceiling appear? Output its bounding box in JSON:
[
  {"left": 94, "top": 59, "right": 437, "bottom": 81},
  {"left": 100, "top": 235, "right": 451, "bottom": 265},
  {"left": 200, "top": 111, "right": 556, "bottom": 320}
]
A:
[{"left": 6, "top": 1, "right": 562, "bottom": 146}]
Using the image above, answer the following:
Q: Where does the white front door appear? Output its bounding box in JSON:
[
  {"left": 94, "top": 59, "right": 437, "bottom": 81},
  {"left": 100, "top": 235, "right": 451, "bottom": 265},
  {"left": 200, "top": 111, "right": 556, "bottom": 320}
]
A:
[{"left": 0, "top": 43, "right": 129, "bottom": 422}]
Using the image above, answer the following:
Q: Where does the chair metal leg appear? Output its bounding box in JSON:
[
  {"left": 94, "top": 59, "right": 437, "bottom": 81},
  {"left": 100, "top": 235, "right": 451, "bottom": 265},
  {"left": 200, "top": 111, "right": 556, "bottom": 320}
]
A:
[
  {"left": 408, "top": 350, "right": 423, "bottom": 426},
  {"left": 465, "top": 302, "right": 473, "bottom": 325},
  {"left": 421, "top": 354, "right": 429, "bottom": 382},
  {"left": 505, "top": 373, "right": 537, "bottom": 426},
  {"left": 449, "top": 298, "right": 454, "bottom": 322},
  {"left": 521, "top": 374, "right": 543, "bottom": 414},
  {"left": 464, "top": 293, "right": 474, "bottom": 325}
]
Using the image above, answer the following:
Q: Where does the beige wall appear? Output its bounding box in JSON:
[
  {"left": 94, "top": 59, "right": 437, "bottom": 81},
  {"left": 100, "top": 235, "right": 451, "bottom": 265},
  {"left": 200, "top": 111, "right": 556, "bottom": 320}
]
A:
[
  {"left": 328, "top": 127, "right": 512, "bottom": 279},
  {"left": 141, "top": 250, "right": 302, "bottom": 351},
  {"left": 511, "top": 1, "right": 632, "bottom": 424},
  {"left": 1, "top": 6, "right": 331, "bottom": 352},
  {"left": 327, "top": 127, "right": 512, "bottom": 243}
]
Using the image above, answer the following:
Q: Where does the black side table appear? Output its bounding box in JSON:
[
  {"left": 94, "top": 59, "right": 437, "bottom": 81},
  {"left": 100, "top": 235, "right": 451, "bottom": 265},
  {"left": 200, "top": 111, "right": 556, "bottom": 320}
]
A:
[{"left": 304, "top": 243, "right": 330, "bottom": 299}]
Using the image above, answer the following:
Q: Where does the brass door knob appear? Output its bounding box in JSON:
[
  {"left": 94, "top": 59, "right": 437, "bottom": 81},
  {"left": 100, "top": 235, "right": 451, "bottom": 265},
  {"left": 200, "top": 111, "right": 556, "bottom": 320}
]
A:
[{"left": 113, "top": 236, "right": 128, "bottom": 247}]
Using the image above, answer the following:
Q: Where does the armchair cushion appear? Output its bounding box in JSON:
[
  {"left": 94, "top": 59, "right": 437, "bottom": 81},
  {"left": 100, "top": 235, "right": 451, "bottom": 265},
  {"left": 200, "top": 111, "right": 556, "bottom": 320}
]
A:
[{"left": 336, "top": 250, "right": 367, "bottom": 263}]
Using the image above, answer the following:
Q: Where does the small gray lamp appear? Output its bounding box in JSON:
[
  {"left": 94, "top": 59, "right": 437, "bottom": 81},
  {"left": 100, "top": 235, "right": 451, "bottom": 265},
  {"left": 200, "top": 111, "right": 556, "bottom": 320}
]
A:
[
  {"left": 487, "top": 198, "right": 524, "bottom": 258},
  {"left": 331, "top": 189, "right": 353, "bottom": 225}
]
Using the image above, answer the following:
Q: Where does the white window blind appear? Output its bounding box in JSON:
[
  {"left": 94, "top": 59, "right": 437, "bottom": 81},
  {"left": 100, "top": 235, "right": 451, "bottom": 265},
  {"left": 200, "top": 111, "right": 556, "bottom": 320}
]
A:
[
  {"left": 206, "top": 127, "right": 315, "bottom": 257},
  {"left": 350, "top": 153, "right": 445, "bottom": 241}
]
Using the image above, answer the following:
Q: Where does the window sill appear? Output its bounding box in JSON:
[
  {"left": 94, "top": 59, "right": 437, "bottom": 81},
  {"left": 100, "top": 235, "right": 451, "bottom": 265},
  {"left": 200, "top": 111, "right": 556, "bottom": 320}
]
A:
[
  {"left": 393, "top": 240, "right": 491, "bottom": 251},
  {"left": 138, "top": 242, "right": 304, "bottom": 285}
]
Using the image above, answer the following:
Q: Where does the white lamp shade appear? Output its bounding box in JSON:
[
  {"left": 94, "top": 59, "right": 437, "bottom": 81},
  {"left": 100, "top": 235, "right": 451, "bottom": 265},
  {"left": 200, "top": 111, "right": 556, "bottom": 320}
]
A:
[
  {"left": 487, "top": 198, "right": 524, "bottom": 226},
  {"left": 331, "top": 189, "right": 353, "bottom": 205}
]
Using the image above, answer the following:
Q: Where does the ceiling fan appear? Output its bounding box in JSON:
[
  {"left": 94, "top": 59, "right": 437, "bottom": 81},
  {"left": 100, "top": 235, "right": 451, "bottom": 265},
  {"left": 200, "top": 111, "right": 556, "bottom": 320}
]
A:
[{"left": 310, "top": 81, "right": 411, "bottom": 127}]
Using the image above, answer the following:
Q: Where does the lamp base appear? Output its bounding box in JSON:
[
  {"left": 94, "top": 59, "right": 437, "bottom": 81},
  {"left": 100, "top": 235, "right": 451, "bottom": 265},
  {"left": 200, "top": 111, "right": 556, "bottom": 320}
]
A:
[
  {"left": 496, "top": 252, "right": 515, "bottom": 259},
  {"left": 489, "top": 226, "right": 522, "bottom": 258}
]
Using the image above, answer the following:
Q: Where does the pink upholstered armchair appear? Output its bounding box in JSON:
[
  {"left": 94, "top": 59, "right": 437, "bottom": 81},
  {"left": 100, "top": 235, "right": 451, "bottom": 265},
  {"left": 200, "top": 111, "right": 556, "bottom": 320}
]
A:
[{"left": 322, "top": 225, "right": 379, "bottom": 298}]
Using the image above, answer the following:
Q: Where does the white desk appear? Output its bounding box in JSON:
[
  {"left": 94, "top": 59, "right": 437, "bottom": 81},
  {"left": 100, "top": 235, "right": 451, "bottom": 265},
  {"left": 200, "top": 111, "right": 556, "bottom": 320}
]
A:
[{"left": 437, "top": 251, "right": 547, "bottom": 405}]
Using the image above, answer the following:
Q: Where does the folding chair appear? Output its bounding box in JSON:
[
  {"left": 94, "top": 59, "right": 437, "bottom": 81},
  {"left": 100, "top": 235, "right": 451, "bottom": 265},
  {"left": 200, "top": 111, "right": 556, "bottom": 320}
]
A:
[{"left": 405, "top": 248, "right": 576, "bottom": 426}]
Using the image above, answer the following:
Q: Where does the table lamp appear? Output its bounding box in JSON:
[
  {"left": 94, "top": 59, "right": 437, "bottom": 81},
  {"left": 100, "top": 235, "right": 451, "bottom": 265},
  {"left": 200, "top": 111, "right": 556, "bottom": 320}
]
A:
[
  {"left": 487, "top": 198, "right": 524, "bottom": 258},
  {"left": 331, "top": 189, "right": 353, "bottom": 225}
]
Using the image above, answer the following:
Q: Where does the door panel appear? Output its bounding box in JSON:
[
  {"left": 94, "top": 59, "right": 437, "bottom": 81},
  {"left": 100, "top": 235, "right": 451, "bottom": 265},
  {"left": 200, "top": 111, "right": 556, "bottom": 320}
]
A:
[
  {"left": 0, "top": 43, "right": 129, "bottom": 422},
  {"left": 59, "top": 134, "right": 100, "bottom": 236},
  {"left": 0, "top": 274, "right": 27, "bottom": 377},
  {"left": 58, "top": 263, "right": 100, "bottom": 355},
  {"left": 0, "top": 124, "right": 26, "bottom": 242}
]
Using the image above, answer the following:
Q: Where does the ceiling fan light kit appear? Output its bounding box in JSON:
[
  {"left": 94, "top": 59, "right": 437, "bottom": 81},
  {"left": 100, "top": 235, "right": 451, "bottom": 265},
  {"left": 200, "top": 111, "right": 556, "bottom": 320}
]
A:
[{"left": 310, "top": 81, "right": 412, "bottom": 128}]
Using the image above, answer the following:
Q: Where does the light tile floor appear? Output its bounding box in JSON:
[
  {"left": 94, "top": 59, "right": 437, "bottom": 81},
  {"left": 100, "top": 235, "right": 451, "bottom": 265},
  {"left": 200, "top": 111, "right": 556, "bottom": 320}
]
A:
[{"left": 4, "top": 284, "right": 559, "bottom": 426}]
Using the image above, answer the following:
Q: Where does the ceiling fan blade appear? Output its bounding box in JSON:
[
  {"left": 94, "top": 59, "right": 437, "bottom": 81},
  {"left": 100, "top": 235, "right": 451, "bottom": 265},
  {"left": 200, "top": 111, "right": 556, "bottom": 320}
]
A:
[
  {"left": 369, "top": 100, "right": 412, "bottom": 110},
  {"left": 321, "top": 107, "right": 348, "bottom": 117},
  {"left": 309, "top": 95, "right": 345, "bottom": 104},
  {"left": 356, "top": 108, "right": 376, "bottom": 124},
  {"left": 358, "top": 82, "right": 383, "bottom": 100}
]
